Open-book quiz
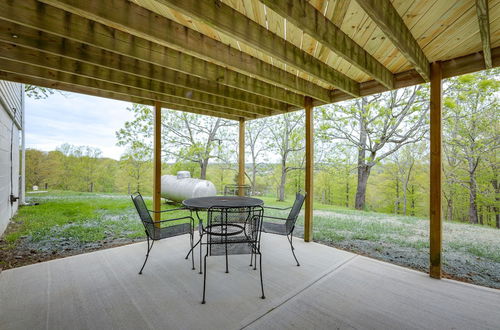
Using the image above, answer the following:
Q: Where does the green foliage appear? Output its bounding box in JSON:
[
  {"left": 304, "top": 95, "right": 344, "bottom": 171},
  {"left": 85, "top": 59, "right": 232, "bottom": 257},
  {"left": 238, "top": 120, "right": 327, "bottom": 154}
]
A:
[{"left": 116, "top": 104, "right": 236, "bottom": 179}]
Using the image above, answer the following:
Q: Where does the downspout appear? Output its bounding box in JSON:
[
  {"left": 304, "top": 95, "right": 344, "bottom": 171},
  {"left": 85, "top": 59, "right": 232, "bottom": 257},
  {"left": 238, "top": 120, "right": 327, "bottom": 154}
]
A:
[{"left": 20, "top": 84, "right": 26, "bottom": 204}]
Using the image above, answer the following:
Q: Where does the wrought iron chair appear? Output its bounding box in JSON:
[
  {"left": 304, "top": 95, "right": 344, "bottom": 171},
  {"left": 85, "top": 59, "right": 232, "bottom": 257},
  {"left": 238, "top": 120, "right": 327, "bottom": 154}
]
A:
[
  {"left": 200, "top": 205, "right": 265, "bottom": 304},
  {"left": 224, "top": 184, "right": 252, "bottom": 196},
  {"left": 131, "top": 192, "right": 195, "bottom": 274},
  {"left": 261, "top": 193, "right": 306, "bottom": 266}
]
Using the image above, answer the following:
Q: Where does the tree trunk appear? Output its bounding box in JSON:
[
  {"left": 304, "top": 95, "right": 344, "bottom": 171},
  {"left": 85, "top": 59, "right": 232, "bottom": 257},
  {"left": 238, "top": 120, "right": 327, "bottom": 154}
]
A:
[
  {"left": 251, "top": 163, "right": 257, "bottom": 194},
  {"left": 345, "top": 182, "right": 349, "bottom": 208},
  {"left": 468, "top": 159, "right": 478, "bottom": 224},
  {"left": 200, "top": 159, "right": 209, "bottom": 179},
  {"left": 355, "top": 165, "right": 371, "bottom": 210},
  {"left": 354, "top": 104, "right": 370, "bottom": 210},
  {"left": 446, "top": 196, "right": 453, "bottom": 221},
  {"left": 278, "top": 164, "right": 287, "bottom": 201},
  {"left": 410, "top": 185, "right": 415, "bottom": 216},
  {"left": 490, "top": 178, "right": 499, "bottom": 229},
  {"left": 394, "top": 179, "right": 400, "bottom": 214}
]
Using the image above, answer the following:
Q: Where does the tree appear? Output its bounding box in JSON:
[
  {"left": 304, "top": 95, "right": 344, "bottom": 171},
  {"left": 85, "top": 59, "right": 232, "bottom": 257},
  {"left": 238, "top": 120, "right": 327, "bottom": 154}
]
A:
[
  {"left": 443, "top": 71, "right": 499, "bottom": 224},
  {"left": 25, "top": 149, "right": 50, "bottom": 189},
  {"left": 245, "top": 119, "right": 268, "bottom": 194},
  {"left": 120, "top": 146, "right": 151, "bottom": 194},
  {"left": 116, "top": 104, "right": 236, "bottom": 179},
  {"left": 320, "top": 86, "right": 428, "bottom": 210},
  {"left": 389, "top": 143, "right": 425, "bottom": 215},
  {"left": 266, "top": 112, "right": 305, "bottom": 201},
  {"left": 24, "top": 85, "right": 55, "bottom": 99}
]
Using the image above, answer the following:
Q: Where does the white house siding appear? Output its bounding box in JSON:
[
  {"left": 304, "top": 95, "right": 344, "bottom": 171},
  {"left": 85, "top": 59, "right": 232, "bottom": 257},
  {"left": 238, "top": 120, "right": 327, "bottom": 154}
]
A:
[{"left": 0, "top": 80, "right": 23, "bottom": 236}]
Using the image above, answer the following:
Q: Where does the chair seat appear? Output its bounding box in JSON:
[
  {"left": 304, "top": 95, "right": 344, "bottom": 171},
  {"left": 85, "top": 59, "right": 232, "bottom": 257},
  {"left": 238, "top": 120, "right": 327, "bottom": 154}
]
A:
[
  {"left": 262, "top": 222, "right": 287, "bottom": 235},
  {"left": 157, "top": 222, "right": 192, "bottom": 239}
]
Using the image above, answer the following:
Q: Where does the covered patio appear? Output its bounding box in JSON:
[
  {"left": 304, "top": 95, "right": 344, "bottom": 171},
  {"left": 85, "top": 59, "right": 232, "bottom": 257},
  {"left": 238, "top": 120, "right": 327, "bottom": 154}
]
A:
[
  {"left": 1, "top": 234, "right": 499, "bottom": 329},
  {"left": 0, "top": 234, "right": 500, "bottom": 329},
  {"left": 0, "top": 0, "right": 499, "bottom": 328}
]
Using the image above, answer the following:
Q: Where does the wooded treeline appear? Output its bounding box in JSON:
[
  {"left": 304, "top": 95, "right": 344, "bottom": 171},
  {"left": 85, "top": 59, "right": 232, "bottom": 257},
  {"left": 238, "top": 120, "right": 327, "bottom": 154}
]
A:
[{"left": 26, "top": 70, "right": 499, "bottom": 228}]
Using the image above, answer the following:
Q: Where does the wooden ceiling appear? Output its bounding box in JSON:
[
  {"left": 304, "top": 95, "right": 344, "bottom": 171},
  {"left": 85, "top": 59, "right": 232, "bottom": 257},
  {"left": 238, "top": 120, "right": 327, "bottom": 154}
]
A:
[{"left": 0, "top": 0, "right": 498, "bottom": 120}]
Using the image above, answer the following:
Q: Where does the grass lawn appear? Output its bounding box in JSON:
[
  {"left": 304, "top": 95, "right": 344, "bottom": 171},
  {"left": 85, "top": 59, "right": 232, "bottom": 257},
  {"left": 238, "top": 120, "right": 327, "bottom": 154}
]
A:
[{"left": 1, "top": 191, "right": 499, "bottom": 289}]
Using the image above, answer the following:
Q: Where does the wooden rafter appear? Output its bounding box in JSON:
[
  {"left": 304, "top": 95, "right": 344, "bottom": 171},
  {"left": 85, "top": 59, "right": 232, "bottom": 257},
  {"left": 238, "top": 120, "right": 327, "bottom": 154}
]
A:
[
  {"left": 260, "top": 0, "right": 394, "bottom": 89},
  {"left": 355, "top": 0, "right": 431, "bottom": 82},
  {"left": 476, "top": 0, "right": 492, "bottom": 69},
  {"left": 0, "top": 20, "right": 289, "bottom": 113},
  {"left": 0, "top": 43, "right": 274, "bottom": 117},
  {"left": 155, "top": 0, "right": 360, "bottom": 97},
  {"left": 34, "top": 0, "right": 335, "bottom": 103},
  {"left": 0, "top": 1, "right": 306, "bottom": 108}
]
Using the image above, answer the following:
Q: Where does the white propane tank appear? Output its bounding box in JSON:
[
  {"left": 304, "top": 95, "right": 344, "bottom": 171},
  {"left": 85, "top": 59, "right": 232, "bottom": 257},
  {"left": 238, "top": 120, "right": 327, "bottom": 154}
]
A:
[{"left": 161, "top": 171, "right": 217, "bottom": 202}]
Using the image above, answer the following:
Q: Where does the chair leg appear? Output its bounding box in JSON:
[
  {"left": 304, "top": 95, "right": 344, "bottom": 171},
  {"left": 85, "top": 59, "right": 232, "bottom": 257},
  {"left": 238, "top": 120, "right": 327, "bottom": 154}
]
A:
[
  {"left": 185, "top": 235, "right": 201, "bottom": 259},
  {"left": 259, "top": 251, "right": 265, "bottom": 299},
  {"left": 253, "top": 249, "right": 258, "bottom": 270},
  {"left": 199, "top": 233, "right": 203, "bottom": 274},
  {"left": 190, "top": 231, "right": 195, "bottom": 270},
  {"left": 225, "top": 237, "right": 229, "bottom": 274},
  {"left": 287, "top": 234, "right": 300, "bottom": 266},
  {"left": 139, "top": 236, "right": 154, "bottom": 275},
  {"left": 202, "top": 242, "right": 208, "bottom": 304},
  {"left": 249, "top": 250, "right": 253, "bottom": 267}
]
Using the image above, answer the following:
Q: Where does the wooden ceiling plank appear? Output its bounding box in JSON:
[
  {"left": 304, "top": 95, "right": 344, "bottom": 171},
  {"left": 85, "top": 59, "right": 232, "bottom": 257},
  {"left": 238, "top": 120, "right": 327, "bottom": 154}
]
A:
[
  {"left": 476, "top": 0, "right": 492, "bottom": 68},
  {"left": 36, "top": 0, "right": 336, "bottom": 102},
  {"left": 260, "top": 0, "right": 393, "bottom": 89},
  {"left": 0, "top": 0, "right": 305, "bottom": 108},
  {"left": 0, "top": 42, "right": 270, "bottom": 117},
  {"left": 0, "top": 70, "right": 244, "bottom": 120},
  {"left": 0, "top": 20, "right": 289, "bottom": 113},
  {"left": 355, "top": 0, "right": 431, "bottom": 82},
  {"left": 150, "top": 0, "right": 359, "bottom": 96}
]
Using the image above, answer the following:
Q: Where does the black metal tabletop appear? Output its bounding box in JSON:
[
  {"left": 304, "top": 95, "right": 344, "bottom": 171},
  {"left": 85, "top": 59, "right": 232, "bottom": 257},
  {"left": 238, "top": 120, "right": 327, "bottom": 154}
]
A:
[{"left": 182, "top": 196, "right": 264, "bottom": 210}]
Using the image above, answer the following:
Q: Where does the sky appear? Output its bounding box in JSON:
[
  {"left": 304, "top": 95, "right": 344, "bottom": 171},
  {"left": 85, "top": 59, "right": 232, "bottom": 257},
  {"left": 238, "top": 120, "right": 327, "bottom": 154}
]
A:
[{"left": 25, "top": 92, "right": 136, "bottom": 160}]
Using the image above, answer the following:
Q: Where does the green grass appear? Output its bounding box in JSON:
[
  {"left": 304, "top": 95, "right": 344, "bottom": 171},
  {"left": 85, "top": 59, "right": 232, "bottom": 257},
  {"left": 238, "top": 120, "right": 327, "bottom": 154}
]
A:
[
  {"left": 3, "top": 191, "right": 499, "bottom": 266},
  {"left": 5, "top": 191, "right": 187, "bottom": 245}
]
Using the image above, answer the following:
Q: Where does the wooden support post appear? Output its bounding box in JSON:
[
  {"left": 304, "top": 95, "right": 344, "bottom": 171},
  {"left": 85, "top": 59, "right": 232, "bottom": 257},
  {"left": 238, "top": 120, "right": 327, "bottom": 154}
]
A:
[
  {"left": 153, "top": 101, "right": 162, "bottom": 225},
  {"left": 429, "top": 62, "right": 442, "bottom": 279},
  {"left": 238, "top": 118, "right": 245, "bottom": 196},
  {"left": 304, "top": 97, "right": 314, "bottom": 242}
]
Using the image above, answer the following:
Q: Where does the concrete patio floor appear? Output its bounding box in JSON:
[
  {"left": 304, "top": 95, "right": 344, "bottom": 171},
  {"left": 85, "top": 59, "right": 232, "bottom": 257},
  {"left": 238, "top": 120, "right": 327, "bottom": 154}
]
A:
[{"left": 0, "top": 233, "right": 499, "bottom": 330}]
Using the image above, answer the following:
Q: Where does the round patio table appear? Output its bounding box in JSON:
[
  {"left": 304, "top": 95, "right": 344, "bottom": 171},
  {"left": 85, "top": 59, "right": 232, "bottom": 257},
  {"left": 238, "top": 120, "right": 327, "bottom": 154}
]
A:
[
  {"left": 182, "top": 196, "right": 264, "bottom": 210},
  {"left": 182, "top": 196, "right": 264, "bottom": 273}
]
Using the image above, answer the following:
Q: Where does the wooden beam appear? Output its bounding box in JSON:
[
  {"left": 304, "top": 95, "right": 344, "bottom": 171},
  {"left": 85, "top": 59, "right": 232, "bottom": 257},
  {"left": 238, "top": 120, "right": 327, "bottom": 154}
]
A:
[
  {"left": 238, "top": 118, "right": 245, "bottom": 196},
  {"left": 0, "top": 60, "right": 248, "bottom": 120},
  {"left": 0, "top": 43, "right": 268, "bottom": 117},
  {"left": 304, "top": 97, "right": 314, "bottom": 242},
  {"left": 33, "top": 0, "right": 335, "bottom": 103},
  {"left": 329, "top": 47, "right": 500, "bottom": 105},
  {"left": 260, "top": 0, "right": 393, "bottom": 89},
  {"left": 0, "top": 71, "right": 242, "bottom": 120},
  {"left": 355, "top": 0, "right": 430, "bottom": 82},
  {"left": 429, "top": 62, "right": 442, "bottom": 279},
  {"left": 0, "top": 0, "right": 306, "bottom": 108},
  {"left": 153, "top": 101, "right": 162, "bottom": 224},
  {"left": 0, "top": 20, "right": 291, "bottom": 113},
  {"left": 156, "top": 0, "right": 359, "bottom": 97},
  {"left": 476, "top": 0, "right": 492, "bottom": 69}
]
